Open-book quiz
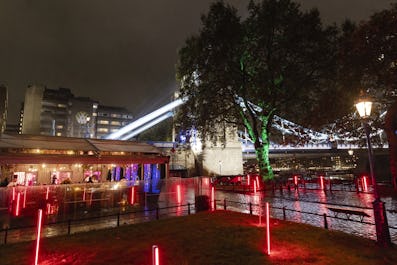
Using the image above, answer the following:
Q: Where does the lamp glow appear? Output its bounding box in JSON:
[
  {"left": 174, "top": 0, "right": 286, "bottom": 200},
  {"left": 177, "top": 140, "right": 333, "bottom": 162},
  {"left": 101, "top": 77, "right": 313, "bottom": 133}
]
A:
[
  {"left": 355, "top": 101, "right": 372, "bottom": 118},
  {"left": 177, "top": 184, "right": 181, "bottom": 204}
]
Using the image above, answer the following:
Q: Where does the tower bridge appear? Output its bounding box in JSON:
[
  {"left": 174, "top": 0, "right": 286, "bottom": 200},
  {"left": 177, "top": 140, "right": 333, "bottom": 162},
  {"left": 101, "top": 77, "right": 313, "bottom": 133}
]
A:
[{"left": 104, "top": 98, "right": 390, "bottom": 178}]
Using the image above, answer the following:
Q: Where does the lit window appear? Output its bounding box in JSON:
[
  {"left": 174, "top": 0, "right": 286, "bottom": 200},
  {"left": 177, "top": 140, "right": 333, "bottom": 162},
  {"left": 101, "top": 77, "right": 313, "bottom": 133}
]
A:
[
  {"left": 56, "top": 132, "right": 62, "bottom": 136},
  {"left": 97, "top": 128, "right": 109, "bottom": 133},
  {"left": 110, "top": 121, "right": 121, "bottom": 126},
  {"left": 111, "top": 113, "right": 121, "bottom": 118},
  {"left": 93, "top": 103, "right": 98, "bottom": 109},
  {"left": 111, "top": 128, "right": 118, "bottom": 132},
  {"left": 98, "top": 120, "right": 109, "bottom": 125},
  {"left": 57, "top": 104, "right": 67, "bottom": 108},
  {"left": 56, "top": 125, "right": 63, "bottom": 129}
]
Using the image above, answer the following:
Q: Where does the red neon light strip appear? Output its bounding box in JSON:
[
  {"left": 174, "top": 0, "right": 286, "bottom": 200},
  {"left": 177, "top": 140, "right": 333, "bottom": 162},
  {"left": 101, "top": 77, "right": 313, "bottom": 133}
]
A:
[
  {"left": 294, "top": 175, "right": 298, "bottom": 186},
  {"left": 152, "top": 245, "right": 159, "bottom": 265},
  {"left": 211, "top": 186, "right": 215, "bottom": 211},
  {"left": 247, "top": 175, "right": 250, "bottom": 186},
  {"left": 256, "top": 176, "right": 260, "bottom": 189},
  {"left": 45, "top": 187, "right": 49, "bottom": 200},
  {"left": 35, "top": 209, "right": 43, "bottom": 265},
  {"left": 23, "top": 188, "right": 27, "bottom": 208},
  {"left": 266, "top": 202, "right": 271, "bottom": 255},
  {"left": 320, "top": 176, "right": 324, "bottom": 190},
  {"left": 12, "top": 187, "right": 15, "bottom": 201},
  {"left": 177, "top": 185, "right": 181, "bottom": 204},
  {"left": 130, "top": 186, "right": 135, "bottom": 204},
  {"left": 254, "top": 180, "right": 257, "bottom": 193},
  {"left": 15, "top": 192, "right": 21, "bottom": 216}
]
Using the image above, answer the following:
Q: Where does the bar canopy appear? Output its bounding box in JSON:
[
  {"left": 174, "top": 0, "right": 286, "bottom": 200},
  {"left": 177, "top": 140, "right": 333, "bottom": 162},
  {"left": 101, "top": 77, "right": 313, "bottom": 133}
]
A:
[{"left": 0, "top": 134, "right": 169, "bottom": 165}]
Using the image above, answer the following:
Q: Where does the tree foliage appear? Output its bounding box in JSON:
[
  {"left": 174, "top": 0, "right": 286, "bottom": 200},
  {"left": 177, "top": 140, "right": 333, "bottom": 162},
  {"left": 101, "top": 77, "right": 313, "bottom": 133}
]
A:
[{"left": 176, "top": 0, "right": 339, "bottom": 180}]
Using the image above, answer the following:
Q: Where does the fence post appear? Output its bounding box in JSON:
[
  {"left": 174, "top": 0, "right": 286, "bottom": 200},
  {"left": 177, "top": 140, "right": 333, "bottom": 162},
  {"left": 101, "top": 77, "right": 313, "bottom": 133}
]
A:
[
  {"left": 249, "top": 202, "right": 253, "bottom": 215},
  {"left": 223, "top": 199, "right": 227, "bottom": 210},
  {"left": 67, "top": 220, "right": 71, "bottom": 235},
  {"left": 188, "top": 203, "right": 191, "bottom": 215},
  {"left": 283, "top": 206, "right": 286, "bottom": 221},
  {"left": 156, "top": 207, "right": 159, "bottom": 220},
  {"left": 117, "top": 213, "right": 120, "bottom": 227},
  {"left": 323, "top": 213, "right": 328, "bottom": 229},
  {"left": 4, "top": 227, "right": 8, "bottom": 244}
]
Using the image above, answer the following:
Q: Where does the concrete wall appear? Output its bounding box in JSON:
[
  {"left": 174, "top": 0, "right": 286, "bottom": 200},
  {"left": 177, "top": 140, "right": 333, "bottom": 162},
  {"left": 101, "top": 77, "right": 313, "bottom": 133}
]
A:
[{"left": 21, "top": 85, "right": 44, "bottom": 134}]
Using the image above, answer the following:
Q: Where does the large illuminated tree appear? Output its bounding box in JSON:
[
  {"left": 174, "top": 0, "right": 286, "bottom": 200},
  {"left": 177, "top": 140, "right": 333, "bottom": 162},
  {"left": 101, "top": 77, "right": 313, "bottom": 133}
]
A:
[{"left": 176, "top": 0, "right": 338, "bottom": 181}]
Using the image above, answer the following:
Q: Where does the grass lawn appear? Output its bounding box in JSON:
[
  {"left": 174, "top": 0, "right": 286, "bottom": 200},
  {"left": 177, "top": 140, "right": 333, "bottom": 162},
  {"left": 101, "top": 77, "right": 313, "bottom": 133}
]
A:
[{"left": 0, "top": 210, "right": 395, "bottom": 265}]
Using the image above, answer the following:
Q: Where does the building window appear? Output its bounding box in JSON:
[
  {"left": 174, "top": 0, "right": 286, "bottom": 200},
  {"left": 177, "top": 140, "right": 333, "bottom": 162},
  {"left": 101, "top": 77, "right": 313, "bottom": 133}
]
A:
[
  {"left": 97, "top": 128, "right": 109, "bottom": 133},
  {"left": 57, "top": 104, "right": 67, "bottom": 108},
  {"left": 110, "top": 113, "right": 121, "bottom": 118},
  {"left": 56, "top": 132, "right": 62, "bottom": 136},
  {"left": 56, "top": 125, "right": 63, "bottom": 129},
  {"left": 110, "top": 121, "right": 121, "bottom": 126},
  {"left": 98, "top": 120, "right": 109, "bottom": 125}
]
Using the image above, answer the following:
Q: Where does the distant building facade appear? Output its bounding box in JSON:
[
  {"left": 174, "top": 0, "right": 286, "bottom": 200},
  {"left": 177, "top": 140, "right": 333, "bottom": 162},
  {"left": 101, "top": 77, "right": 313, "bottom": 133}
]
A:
[
  {"left": 0, "top": 85, "right": 8, "bottom": 133},
  {"left": 20, "top": 85, "right": 133, "bottom": 138}
]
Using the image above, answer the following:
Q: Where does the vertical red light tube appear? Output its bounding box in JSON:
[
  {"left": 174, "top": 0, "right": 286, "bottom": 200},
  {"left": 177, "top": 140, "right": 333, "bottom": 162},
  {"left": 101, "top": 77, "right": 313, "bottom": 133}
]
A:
[
  {"left": 12, "top": 187, "right": 15, "bottom": 201},
  {"left": 256, "top": 176, "right": 260, "bottom": 190},
  {"left": 294, "top": 175, "right": 298, "bottom": 186},
  {"left": 247, "top": 175, "right": 250, "bottom": 186},
  {"left": 35, "top": 209, "right": 43, "bottom": 265},
  {"left": 15, "top": 192, "right": 21, "bottom": 216},
  {"left": 129, "top": 186, "right": 135, "bottom": 204},
  {"left": 320, "top": 176, "right": 324, "bottom": 190},
  {"left": 177, "top": 184, "right": 181, "bottom": 204},
  {"left": 254, "top": 180, "right": 257, "bottom": 193},
  {"left": 265, "top": 202, "right": 271, "bottom": 255},
  {"left": 23, "top": 188, "right": 27, "bottom": 208},
  {"left": 45, "top": 187, "right": 49, "bottom": 200},
  {"left": 211, "top": 186, "right": 215, "bottom": 211},
  {"left": 363, "top": 176, "right": 368, "bottom": 192},
  {"left": 152, "top": 245, "right": 159, "bottom": 265}
]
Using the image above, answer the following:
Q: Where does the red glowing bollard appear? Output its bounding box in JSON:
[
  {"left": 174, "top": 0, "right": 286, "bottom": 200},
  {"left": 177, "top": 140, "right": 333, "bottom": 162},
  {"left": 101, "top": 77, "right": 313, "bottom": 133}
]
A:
[
  {"left": 265, "top": 202, "right": 271, "bottom": 255},
  {"left": 129, "top": 186, "right": 135, "bottom": 204},
  {"left": 23, "top": 188, "right": 27, "bottom": 208},
  {"left": 34, "top": 209, "right": 43, "bottom": 265},
  {"left": 211, "top": 186, "right": 215, "bottom": 211},
  {"left": 294, "top": 175, "right": 298, "bottom": 186},
  {"left": 15, "top": 192, "right": 21, "bottom": 216},
  {"left": 177, "top": 184, "right": 181, "bottom": 204},
  {"left": 12, "top": 187, "right": 15, "bottom": 201},
  {"left": 247, "top": 175, "right": 251, "bottom": 186},
  {"left": 152, "top": 245, "right": 159, "bottom": 265}
]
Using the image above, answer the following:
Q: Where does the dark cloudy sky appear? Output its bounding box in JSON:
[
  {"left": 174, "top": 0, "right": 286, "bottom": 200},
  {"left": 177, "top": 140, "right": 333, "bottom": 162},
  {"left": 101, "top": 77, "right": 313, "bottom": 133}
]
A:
[{"left": 0, "top": 0, "right": 395, "bottom": 124}]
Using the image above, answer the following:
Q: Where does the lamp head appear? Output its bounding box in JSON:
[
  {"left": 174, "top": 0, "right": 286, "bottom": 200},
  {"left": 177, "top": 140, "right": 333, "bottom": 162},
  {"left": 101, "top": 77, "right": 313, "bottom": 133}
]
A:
[{"left": 355, "top": 91, "right": 372, "bottom": 119}]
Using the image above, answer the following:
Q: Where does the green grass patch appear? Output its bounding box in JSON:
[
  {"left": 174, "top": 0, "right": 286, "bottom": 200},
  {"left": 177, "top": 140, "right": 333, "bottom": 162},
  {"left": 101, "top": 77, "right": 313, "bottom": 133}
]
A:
[{"left": 0, "top": 211, "right": 395, "bottom": 264}]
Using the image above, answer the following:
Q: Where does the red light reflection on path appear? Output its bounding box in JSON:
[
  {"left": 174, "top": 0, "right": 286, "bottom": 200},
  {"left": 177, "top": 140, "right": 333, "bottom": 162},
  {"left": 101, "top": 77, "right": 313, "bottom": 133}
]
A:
[{"left": 362, "top": 176, "right": 368, "bottom": 192}]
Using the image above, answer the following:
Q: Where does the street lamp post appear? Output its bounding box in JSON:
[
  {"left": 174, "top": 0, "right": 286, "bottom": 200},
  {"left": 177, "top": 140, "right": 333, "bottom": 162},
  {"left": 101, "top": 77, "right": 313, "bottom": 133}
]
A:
[{"left": 355, "top": 96, "right": 391, "bottom": 247}]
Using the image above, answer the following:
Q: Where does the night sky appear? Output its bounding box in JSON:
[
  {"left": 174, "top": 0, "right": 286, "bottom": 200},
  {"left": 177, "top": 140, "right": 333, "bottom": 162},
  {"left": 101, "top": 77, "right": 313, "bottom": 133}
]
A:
[{"left": 0, "top": 0, "right": 394, "bottom": 124}]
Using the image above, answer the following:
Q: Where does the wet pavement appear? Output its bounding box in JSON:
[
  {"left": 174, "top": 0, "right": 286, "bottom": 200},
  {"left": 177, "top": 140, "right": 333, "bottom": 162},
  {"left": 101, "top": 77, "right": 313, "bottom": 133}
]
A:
[{"left": 0, "top": 178, "right": 396, "bottom": 244}]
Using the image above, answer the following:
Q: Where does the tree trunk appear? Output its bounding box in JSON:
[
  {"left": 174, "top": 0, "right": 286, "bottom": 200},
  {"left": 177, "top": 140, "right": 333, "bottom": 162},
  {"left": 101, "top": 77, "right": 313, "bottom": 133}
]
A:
[{"left": 255, "top": 132, "right": 274, "bottom": 181}]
